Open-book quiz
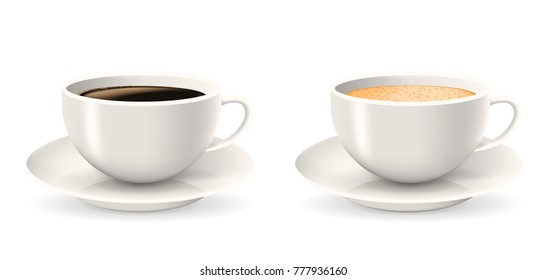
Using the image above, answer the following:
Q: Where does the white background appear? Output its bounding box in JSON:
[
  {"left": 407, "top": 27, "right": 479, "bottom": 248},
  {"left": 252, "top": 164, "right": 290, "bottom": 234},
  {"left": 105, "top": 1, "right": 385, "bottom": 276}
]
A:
[{"left": 1, "top": 0, "right": 545, "bottom": 279}]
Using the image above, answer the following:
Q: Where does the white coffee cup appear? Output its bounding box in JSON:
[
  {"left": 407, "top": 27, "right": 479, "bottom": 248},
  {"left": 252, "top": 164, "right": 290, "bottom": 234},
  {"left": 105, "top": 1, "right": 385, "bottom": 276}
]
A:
[
  {"left": 331, "top": 74, "right": 519, "bottom": 183},
  {"left": 63, "top": 75, "right": 250, "bottom": 183}
]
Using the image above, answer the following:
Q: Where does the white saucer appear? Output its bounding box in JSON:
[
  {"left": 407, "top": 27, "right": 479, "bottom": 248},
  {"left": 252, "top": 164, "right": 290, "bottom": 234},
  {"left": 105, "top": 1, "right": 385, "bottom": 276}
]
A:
[
  {"left": 296, "top": 137, "right": 522, "bottom": 212},
  {"left": 27, "top": 137, "right": 253, "bottom": 212}
]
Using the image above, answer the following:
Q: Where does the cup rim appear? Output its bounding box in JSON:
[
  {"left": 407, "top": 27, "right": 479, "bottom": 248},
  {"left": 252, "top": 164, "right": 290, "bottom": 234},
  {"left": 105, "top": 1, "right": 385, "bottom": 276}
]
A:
[
  {"left": 63, "top": 74, "right": 221, "bottom": 106},
  {"left": 332, "top": 73, "right": 489, "bottom": 106}
]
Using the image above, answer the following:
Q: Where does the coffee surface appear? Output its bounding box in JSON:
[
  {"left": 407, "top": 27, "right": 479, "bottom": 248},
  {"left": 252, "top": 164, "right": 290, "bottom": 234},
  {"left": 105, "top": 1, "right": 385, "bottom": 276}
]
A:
[
  {"left": 80, "top": 86, "right": 205, "bottom": 101},
  {"left": 346, "top": 85, "right": 475, "bottom": 102}
]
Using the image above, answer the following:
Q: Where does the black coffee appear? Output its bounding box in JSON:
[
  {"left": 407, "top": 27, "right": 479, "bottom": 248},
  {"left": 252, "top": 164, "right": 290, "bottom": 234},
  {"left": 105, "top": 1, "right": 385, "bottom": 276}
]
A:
[{"left": 79, "top": 86, "right": 205, "bottom": 101}]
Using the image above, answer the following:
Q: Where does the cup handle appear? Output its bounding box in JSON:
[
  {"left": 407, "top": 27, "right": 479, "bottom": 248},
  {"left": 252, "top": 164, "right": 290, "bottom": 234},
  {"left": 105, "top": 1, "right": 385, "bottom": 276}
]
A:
[
  {"left": 206, "top": 96, "right": 251, "bottom": 152},
  {"left": 475, "top": 96, "right": 519, "bottom": 152}
]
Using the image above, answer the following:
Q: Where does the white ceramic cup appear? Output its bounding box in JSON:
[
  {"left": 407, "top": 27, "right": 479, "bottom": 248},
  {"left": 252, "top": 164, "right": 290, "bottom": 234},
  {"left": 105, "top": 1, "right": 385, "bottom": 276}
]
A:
[
  {"left": 63, "top": 75, "right": 250, "bottom": 183},
  {"left": 331, "top": 74, "right": 519, "bottom": 183}
]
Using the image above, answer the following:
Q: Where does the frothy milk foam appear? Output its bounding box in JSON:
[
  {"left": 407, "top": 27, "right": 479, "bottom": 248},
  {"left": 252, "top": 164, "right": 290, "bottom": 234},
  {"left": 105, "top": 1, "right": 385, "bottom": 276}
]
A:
[{"left": 347, "top": 85, "right": 475, "bottom": 102}]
